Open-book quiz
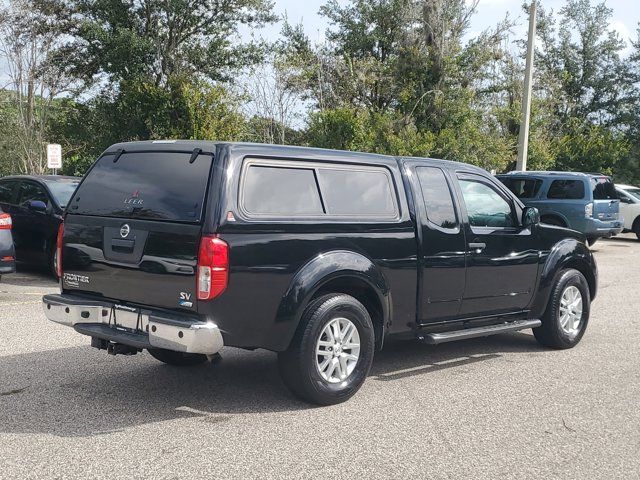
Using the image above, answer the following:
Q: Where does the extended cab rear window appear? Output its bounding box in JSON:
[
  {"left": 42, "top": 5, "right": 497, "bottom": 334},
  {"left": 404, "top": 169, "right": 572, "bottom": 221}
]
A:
[
  {"left": 243, "top": 166, "right": 324, "bottom": 215},
  {"left": 69, "top": 151, "right": 213, "bottom": 222}
]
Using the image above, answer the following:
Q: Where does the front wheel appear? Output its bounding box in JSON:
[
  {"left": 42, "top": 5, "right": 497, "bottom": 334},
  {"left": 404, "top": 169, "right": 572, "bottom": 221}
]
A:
[
  {"left": 147, "top": 348, "right": 209, "bottom": 366},
  {"left": 278, "top": 294, "right": 375, "bottom": 405},
  {"left": 533, "top": 269, "right": 590, "bottom": 349}
]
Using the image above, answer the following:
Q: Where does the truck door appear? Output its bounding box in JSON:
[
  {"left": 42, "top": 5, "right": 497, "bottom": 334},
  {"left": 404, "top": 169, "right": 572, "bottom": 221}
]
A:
[
  {"left": 404, "top": 161, "right": 466, "bottom": 323},
  {"left": 454, "top": 172, "right": 539, "bottom": 316}
]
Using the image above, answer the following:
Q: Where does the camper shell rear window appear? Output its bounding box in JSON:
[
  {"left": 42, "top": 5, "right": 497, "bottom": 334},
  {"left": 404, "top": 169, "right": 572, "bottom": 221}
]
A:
[{"left": 69, "top": 151, "right": 213, "bottom": 223}]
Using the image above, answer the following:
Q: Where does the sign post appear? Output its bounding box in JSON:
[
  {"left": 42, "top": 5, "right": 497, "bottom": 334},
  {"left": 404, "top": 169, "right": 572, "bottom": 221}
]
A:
[{"left": 47, "top": 144, "right": 62, "bottom": 175}]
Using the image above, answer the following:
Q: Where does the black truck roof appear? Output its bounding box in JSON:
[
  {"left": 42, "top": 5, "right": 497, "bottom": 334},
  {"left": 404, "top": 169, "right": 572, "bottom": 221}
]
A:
[{"left": 103, "top": 140, "right": 487, "bottom": 175}]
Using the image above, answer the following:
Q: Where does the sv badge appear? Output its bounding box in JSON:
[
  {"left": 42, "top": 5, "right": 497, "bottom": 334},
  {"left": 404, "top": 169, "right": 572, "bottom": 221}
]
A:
[{"left": 179, "top": 292, "right": 193, "bottom": 308}]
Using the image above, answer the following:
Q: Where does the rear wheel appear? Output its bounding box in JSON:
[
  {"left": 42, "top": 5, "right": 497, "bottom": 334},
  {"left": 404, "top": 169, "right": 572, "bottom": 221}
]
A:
[
  {"left": 278, "top": 293, "right": 375, "bottom": 405},
  {"left": 147, "top": 348, "right": 209, "bottom": 366},
  {"left": 533, "top": 269, "right": 590, "bottom": 349}
]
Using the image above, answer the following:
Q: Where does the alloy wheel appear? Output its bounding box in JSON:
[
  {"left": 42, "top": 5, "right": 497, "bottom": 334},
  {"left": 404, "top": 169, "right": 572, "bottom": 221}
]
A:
[
  {"left": 559, "top": 285, "right": 583, "bottom": 336},
  {"left": 315, "top": 317, "right": 361, "bottom": 383}
]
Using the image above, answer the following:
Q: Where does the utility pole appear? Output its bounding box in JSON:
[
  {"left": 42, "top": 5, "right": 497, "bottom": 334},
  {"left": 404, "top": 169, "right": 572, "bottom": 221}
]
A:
[{"left": 516, "top": 0, "right": 537, "bottom": 171}]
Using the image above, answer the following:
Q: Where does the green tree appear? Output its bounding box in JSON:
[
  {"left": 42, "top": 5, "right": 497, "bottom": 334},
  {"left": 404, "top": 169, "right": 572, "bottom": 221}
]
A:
[
  {"left": 532, "top": 0, "right": 633, "bottom": 175},
  {"left": 0, "top": 0, "right": 76, "bottom": 174},
  {"left": 284, "top": 0, "right": 515, "bottom": 169},
  {"left": 535, "top": 0, "right": 631, "bottom": 129},
  {"left": 42, "top": 0, "right": 276, "bottom": 87},
  {"left": 31, "top": 0, "right": 277, "bottom": 174},
  {"left": 55, "top": 78, "right": 247, "bottom": 175}
]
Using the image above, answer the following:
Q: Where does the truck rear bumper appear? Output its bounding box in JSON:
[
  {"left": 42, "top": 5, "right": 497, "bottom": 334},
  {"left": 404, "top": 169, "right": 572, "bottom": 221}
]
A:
[{"left": 42, "top": 294, "right": 223, "bottom": 355}]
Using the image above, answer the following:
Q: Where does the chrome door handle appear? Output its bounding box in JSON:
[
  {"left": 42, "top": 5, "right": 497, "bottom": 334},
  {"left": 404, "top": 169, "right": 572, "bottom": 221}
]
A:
[{"left": 468, "top": 242, "right": 486, "bottom": 253}]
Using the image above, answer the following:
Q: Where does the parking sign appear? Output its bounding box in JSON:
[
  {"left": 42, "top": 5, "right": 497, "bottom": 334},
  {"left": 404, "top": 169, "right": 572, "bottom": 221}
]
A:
[{"left": 47, "top": 144, "right": 62, "bottom": 169}]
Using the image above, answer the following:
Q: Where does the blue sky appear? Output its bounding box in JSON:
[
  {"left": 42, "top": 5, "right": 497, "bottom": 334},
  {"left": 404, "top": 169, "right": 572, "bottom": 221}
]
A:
[{"left": 262, "top": 0, "right": 640, "bottom": 53}]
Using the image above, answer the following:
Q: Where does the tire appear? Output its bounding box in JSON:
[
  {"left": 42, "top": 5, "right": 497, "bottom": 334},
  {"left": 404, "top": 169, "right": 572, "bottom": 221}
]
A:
[
  {"left": 633, "top": 220, "right": 640, "bottom": 241},
  {"left": 278, "top": 293, "right": 375, "bottom": 405},
  {"left": 50, "top": 246, "right": 59, "bottom": 279},
  {"left": 147, "top": 348, "right": 209, "bottom": 366},
  {"left": 541, "top": 216, "right": 565, "bottom": 227},
  {"left": 587, "top": 237, "right": 598, "bottom": 246},
  {"left": 533, "top": 269, "right": 590, "bottom": 349}
]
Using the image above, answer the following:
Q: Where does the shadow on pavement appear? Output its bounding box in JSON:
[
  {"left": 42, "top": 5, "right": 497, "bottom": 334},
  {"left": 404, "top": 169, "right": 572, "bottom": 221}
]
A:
[
  {"left": 370, "top": 331, "right": 540, "bottom": 381},
  {"left": 0, "top": 331, "right": 542, "bottom": 437},
  {"left": 1, "top": 265, "right": 57, "bottom": 289},
  {"left": 607, "top": 236, "right": 639, "bottom": 245}
]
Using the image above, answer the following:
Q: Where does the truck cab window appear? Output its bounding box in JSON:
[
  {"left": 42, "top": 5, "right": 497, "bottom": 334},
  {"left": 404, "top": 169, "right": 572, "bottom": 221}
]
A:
[
  {"left": 459, "top": 179, "right": 515, "bottom": 228},
  {"left": 416, "top": 167, "right": 457, "bottom": 229}
]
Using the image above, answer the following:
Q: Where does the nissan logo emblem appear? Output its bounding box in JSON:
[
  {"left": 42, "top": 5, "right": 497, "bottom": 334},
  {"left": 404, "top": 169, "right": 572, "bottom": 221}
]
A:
[{"left": 120, "top": 224, "right": 131, "bottom": 238}]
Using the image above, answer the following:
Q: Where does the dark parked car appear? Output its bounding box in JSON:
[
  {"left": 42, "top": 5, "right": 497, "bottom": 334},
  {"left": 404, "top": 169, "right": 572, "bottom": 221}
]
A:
[
  {"left": 0, "top": 207, "right": 15, "bottom": 279},
  {"left": 43, "top": 141, "right": 597, "bottom": 405},
  {"left": 0, "top": 175, "right": 80, "bottom": 276},
  {"left": 496, "top": 171, "right": 622, "bottom": 245}
]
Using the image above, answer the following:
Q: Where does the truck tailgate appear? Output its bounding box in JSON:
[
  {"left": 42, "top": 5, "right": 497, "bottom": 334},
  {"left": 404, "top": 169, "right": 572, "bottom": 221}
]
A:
[{"left": 62, "top": 216, "right": 201, "bottom": 311}]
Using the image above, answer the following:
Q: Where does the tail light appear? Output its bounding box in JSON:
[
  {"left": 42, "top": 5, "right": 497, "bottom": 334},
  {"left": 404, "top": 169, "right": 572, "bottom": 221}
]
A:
[
  {"left": 197, "top": 235, "right": 229, "bottom": 300},
  {"left": 0, "top": 213, "right": 11, "bottom": 229},
  {"left": 585, "top": 203, "right": 593, "bottom": 218},
  {"left": 56, "top": 222, "right": 64, "bottom": 278}
]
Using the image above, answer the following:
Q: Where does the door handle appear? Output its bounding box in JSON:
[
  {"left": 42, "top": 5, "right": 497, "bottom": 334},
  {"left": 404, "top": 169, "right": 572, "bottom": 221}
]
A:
[
  {"left": 111, "top": 238, "right": 134, "bottom": 253},
  {"left": 468, "top": 242, "right": 486, "bottom": 253}
]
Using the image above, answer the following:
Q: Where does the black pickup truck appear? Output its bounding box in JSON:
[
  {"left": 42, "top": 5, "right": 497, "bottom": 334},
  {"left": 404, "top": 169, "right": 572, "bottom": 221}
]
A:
[{"left": 43, "top": 141, "right": 597, "bottom": 405}]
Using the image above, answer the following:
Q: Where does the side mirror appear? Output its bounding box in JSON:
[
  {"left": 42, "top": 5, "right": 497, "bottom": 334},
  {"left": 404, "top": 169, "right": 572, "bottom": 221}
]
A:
[
  {"left": 619, "top": 196, "right": 632, "bottom": 204},
  {"left": 28, "top": 200, "right": 47, "bottom": 212},
  {"left": 522, "top": 206, "right": 540, "bottom": 227}
]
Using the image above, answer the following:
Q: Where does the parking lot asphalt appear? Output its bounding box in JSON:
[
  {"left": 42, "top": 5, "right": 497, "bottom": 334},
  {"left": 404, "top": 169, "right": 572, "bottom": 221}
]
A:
[{"left": 1, "top": 236, "right": 639, "bottom": 479}]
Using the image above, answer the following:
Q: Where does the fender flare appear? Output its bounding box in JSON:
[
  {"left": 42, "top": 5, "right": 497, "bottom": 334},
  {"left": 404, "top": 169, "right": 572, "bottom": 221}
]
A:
[
  {"left": 275, "top": 250, "right": 391, "bottom": 349},
  {"left": 529, "top": 238, "right": 597, "bottom": 317}
]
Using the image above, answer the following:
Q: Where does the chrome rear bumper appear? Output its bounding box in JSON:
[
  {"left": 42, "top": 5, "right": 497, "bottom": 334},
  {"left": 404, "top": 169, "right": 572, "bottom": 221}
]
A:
[{"left": 42, "top": 294, "right": 223, "bottom": 355}]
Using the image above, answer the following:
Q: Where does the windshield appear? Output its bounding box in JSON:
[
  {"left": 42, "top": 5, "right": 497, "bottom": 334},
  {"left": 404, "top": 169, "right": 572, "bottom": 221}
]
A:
[
  {"left": 44, "top": 179, "right": 80, "bottom": 207},
  {"left": 624, "top": 188, "right": 640, "bottom": 201}
]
